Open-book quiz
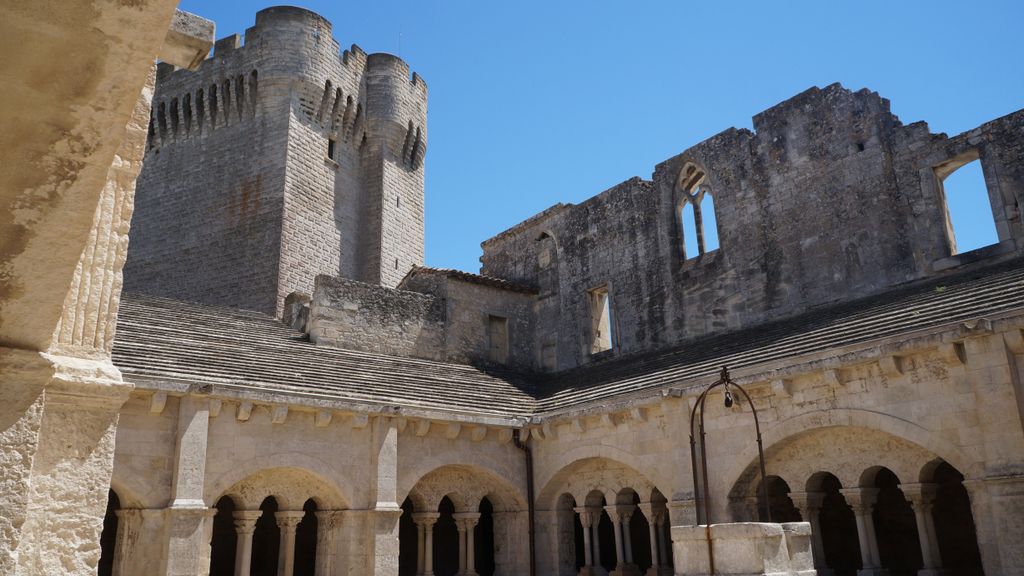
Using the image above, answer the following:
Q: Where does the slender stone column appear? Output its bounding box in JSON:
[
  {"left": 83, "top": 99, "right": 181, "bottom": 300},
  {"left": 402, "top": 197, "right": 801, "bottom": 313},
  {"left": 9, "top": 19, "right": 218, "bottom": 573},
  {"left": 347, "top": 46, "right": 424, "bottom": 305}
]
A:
[
  {"left": 591, "top": 509, "right": 604, "bottom": 570},
  {"left": 790, "top": 491, "right": 832, "bottom": 576},
  {"left": 654, "top": 511, "right": 669, "bottom": 570},
  {"left": 412, "top": 512, "right": 440, "bottom": 576},
  {"left": 841, "top": 488, "right": 888, "bottom": 576},
  {"left": 456, "top": 520, "right": 467, "bottom": 575},
  {"left": 605, "top": 505, "right": 626, "bottom": 572},
  {"left": 901, "top": 484, "right": 945, "bottom": 576},
  {"left": 637, "top": 503, "right": 660, "bottom": 576},
  {"left": 232, "top": 511, "right": 262, "bottom": 576},
  {"left": 575, "top": 507, "right": 594, "bottom": 569},
  {"left": 275, "top": 511, "right": 305, "bottom": 576},
  {"left": 621, "top": 507, "right": 635, "bottom": 564},
  {"left": 314, "top": 510, "right": 344, "bottom": 576},
  {"left": 454, "top": 512, "right": 481, "bottom": 576}
]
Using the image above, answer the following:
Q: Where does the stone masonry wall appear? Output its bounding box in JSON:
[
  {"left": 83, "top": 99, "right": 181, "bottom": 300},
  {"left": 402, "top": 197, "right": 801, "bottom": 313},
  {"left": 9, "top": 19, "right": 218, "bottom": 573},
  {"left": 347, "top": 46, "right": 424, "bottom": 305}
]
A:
[
  {"left": 307, "top": 274, "right": 445, "bottom": 358},
  {"left": 401, "top": 272, "right": 538, "bottom": 369},
  {"left": 481, "top": 85, "right": 1024, "bottom": 372},
  {"left": 125, "top": 7, "right": 428, "bottom": 315}
]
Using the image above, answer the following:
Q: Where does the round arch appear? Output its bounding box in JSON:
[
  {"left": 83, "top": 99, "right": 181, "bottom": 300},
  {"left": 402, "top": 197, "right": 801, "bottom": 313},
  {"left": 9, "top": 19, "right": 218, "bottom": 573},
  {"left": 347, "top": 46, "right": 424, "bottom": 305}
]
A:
[
  {"left": 405, "top": 463, "right": 527, "bottom": 512},
  {"left": 724, "top": 408, "right": 979, "bottom": 499},
  {"left": 536, "top": 455, "right": 666, "bottom": 511},
  {"left": 211, "top": 466, "right": 348, "bottom": 511},
  {"left": 398, "top": 450, "right": 524, "bottom": 509},
  {"left": 536, "top": 445, "right": 673, "bottom": 507},
  {"left": 205, "top": 453, "right": 352, "bottom": 509}
]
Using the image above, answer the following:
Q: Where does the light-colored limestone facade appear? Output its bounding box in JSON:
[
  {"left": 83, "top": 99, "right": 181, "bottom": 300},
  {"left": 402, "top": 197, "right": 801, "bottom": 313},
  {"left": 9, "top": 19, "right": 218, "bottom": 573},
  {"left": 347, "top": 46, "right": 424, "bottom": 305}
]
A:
[{"left": 3, "top": 4, "right": 1024, "bottom": 576}]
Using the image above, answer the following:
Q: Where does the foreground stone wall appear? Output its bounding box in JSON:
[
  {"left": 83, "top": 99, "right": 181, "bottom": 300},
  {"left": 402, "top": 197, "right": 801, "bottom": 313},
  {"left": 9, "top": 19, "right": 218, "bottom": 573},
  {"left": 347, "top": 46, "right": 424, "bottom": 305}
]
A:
[
  {"left": 481, "top": 86, "right": 1024, "bottom": 371},
  {"left": 0, "top": 3, "right": 212, "bottom": 575}
]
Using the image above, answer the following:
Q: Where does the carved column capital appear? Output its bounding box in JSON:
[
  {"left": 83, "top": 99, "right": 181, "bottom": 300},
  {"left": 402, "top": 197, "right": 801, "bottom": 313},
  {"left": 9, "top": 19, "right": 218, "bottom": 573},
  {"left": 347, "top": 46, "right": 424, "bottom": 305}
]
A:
[
  {"left": 789, "top": 490, "right": 826, "bottom": 514},
  {"left": 411, "top": 511, "right": 440, "bottom": 528},
  {"left": 839, "top": 487, "right": 879, "bottom": 512},
  {"left": 232, "top": 510, "right": 262, "bottom": 534},
  {"left": 275, "top": 511, "right": 305, "bottom": 533},
  {"left": 900, "top": 483, "right": 939, "bottom": 510}
]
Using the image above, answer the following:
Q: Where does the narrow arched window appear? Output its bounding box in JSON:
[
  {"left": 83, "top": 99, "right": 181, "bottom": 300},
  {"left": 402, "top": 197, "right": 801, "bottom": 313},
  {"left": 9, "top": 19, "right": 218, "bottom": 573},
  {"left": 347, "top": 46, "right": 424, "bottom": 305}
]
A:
[{"left": 676, "top": 163, "right": 720, "bottom": 260}]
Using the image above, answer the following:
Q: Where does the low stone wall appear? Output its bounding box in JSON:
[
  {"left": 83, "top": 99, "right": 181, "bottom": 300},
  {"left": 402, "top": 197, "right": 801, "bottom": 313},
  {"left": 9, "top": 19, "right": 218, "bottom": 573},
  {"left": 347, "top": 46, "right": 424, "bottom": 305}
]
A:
[
  {"left": 671, "top": 522, "right": 814, "bottom": 576},
  {"left": 307, "top": 274, "right": 445, "bottom": 358}
]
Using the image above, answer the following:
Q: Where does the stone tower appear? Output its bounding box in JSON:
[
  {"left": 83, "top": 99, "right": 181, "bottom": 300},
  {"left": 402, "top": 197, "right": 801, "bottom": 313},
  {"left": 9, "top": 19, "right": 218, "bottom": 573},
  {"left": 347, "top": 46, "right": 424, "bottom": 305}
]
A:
[{"left": 124, "top": 6, "right": 427, "bottom": 314}]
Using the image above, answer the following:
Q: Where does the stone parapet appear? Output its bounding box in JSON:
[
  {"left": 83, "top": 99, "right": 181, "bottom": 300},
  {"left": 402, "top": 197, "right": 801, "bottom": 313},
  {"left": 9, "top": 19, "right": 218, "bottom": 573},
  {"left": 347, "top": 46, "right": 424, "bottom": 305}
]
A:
[{"left": 671, "top": 522, "right": 814, "bottom": 576}]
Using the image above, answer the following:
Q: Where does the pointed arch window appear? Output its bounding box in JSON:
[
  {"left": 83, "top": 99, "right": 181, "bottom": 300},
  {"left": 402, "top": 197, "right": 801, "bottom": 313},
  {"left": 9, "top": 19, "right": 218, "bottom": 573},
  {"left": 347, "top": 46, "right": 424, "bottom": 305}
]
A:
[{"left": 676, "top": 163, "right": 719, "bottom": 260}]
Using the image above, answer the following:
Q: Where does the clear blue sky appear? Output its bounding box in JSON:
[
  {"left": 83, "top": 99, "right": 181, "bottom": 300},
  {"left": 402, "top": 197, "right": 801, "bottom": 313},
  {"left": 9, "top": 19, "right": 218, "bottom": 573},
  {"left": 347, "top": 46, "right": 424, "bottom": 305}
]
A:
[{"left": 179, "top": 0, "right": 1023, "bottom": 273}]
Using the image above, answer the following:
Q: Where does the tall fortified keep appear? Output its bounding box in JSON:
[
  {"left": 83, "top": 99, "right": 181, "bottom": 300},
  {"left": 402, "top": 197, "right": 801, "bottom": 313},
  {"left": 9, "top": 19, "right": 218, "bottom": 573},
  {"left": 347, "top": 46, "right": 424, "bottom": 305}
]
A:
[{"left": 124, "top": 7, "right": 427, "bottom": 314}]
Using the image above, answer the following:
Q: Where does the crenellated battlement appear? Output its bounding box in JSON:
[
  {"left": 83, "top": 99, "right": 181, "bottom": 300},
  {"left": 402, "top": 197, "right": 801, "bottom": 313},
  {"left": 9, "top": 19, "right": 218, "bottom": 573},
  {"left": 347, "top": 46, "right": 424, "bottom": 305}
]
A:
[{"left": 128, "top": 7, "right": 429, "bottom": 314}]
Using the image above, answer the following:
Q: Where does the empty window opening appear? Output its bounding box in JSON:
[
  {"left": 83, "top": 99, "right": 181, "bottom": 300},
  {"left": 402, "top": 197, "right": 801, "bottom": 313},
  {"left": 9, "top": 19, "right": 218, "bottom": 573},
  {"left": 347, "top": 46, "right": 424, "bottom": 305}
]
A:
[
  {"left": 588, "top": 285, "right": 614, "bottom": 355},
  {"left": 488, "top": 315, "right": 509, "bottom": 364},
  {"left": 856, "top": 141, "right": 866, "bottom": 152},
  {"left": 394, "top": 258, "right": 399, "bottom": 270},
  {"left": 327, "top": 137, "right": 337, "bottom": 161},
  {"left": 249, "top": 70, "right": 259, "bottom": 113},
  {"left": 937, "top": 158, "right": 999, "bottom": 254},
  {"left": 396, "top": 196, "right": 401, "bottom": 208},
  {"left": 676, "top": 164, "right": 720, "bottom": 260}
]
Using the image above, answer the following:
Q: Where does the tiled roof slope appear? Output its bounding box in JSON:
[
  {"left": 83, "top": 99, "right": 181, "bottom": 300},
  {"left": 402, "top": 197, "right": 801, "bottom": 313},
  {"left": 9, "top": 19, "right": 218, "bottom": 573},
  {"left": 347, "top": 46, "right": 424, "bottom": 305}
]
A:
[
  {"left": 113, "top": 295, "right": 538, "bottom": 417},
  {"left": 534, "top": 257, "right": 1024, "bottom": 413},
  {"left": 114, "top": 258, "right": 1024, "bottom": 419}
]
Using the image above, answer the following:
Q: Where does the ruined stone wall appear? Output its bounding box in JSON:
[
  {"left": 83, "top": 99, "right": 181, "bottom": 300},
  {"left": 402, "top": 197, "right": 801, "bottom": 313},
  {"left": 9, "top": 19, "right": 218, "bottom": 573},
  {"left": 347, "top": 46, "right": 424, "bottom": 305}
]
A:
[
  {"left": 481, "top": 85, "right": 1024, "bottom": 371},
  {"left": 401, "top": 272, "right": 538, "bottom": 369},
  {"left": 126, "top": 7, "right": 428, "bottom": 315},
  {"left": 307, "top": 275, "right": 445, "bottom": 358}
]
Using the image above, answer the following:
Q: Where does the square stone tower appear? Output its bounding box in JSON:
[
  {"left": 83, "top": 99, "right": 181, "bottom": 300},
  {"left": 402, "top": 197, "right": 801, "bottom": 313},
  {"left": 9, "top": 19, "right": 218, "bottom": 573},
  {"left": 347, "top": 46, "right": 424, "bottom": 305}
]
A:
[{"left": 124, "top": 6, "right": 427, "bottom": 314}]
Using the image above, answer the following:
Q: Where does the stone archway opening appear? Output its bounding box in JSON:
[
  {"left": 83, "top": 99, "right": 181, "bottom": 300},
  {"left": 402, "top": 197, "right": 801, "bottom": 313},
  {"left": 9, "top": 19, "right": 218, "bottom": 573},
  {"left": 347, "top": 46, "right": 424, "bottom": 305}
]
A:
[
  {"left": 210, "top": 495, "right": 238, "bottom": 576},
  {"left": 475, "top": 497, "right": 496, "bottom": 576},
  {"left": 434, "top": 496, "right": 460, "bottom": 576},
  {"left": 399, "top": 498, "right": 418, "bottom": 576},
  {"left": 293, "top": 498, "right": 318, "bottom": 576},
  {"left": 869, "top": 467, "right": 922, "bottom": 576},
  {"left": 808, "top": 472, "right": 860, "bottom": 576},
  {"left": 97, "top": 489, "right": 120, "bottom": 576},
  {"left": 252, "top": 496, "right": 281, "bottom": 576},
  {"left": 924, "top": 460, "right": 984, "bottom": 576},
  {"left": 756, "top": 476, "right": 801, "bottom": 523}
]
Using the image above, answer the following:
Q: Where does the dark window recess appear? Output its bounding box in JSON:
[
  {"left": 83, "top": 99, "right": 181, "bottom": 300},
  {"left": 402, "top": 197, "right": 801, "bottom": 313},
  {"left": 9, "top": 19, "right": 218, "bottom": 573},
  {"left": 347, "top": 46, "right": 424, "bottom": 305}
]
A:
[{"left": 327, "top": 138, "right": 337, "bottom": 161}]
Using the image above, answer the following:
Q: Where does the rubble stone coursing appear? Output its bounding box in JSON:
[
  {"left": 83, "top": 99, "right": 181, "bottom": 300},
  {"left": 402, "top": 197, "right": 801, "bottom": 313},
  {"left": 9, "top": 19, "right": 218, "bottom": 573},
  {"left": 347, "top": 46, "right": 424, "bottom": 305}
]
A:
[{"left": 124, "top": 7, "right": 427, "bottom": 316}]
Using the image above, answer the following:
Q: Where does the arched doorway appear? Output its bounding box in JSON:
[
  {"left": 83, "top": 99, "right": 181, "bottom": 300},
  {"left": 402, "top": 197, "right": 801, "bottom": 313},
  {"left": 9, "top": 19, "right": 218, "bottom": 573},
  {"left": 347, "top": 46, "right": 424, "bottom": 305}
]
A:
[
  {"left": 871, "top": 468, "right": 922, "bottom": 576},
  {"left": 209, "top": 495, "right": 238, "bottom": 576},
  {"left": 97, "top": 489, "right": 120, "bottom": 576}
]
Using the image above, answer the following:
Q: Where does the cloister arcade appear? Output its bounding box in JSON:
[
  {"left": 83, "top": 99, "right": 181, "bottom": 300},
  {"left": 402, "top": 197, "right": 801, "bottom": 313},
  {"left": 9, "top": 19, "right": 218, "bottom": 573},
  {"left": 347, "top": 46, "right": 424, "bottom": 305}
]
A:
[
  {"left": 729, "top": 425, "right": 984, "bottom": 576},
  {"left": 398, "top": 464, "right": 529, "bottom": 576},
  {"left": 537, "top": 457, "right": 674, "bottom": 576}
]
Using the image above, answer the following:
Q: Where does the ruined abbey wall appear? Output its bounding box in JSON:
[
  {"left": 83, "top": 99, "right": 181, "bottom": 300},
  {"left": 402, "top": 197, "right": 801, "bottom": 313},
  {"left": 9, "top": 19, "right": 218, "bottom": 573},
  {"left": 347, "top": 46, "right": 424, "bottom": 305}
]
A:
[{"left": 481, "top": 85, "right": 1024, "bottom": 371}]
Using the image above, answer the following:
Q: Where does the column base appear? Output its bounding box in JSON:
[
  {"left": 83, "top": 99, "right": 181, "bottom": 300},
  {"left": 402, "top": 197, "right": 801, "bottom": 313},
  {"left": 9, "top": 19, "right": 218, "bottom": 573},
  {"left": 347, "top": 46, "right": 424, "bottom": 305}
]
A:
[
  {"left": 857, "top": 569, "right": 890, "bottom": 576},
  {"left": 611, "top": 564, "right": 644, "bottom": 576}
]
